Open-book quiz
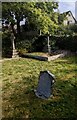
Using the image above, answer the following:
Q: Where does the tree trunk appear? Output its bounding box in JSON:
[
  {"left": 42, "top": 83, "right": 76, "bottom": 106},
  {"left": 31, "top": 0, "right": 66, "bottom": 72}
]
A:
[{"left": 17, "top": 19, "right": 20, "bottom": 34}]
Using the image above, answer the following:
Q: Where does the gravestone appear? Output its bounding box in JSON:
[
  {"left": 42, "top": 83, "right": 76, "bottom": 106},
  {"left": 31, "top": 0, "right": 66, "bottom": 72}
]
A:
[{"left": 35, "top": 71, "right": 55, "bottom": 99}]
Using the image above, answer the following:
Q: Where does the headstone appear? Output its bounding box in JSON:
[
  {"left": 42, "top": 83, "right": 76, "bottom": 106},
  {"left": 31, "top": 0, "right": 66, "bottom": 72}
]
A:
[{"left": 35, "top": 71, "right": 55, "bottom": 99}]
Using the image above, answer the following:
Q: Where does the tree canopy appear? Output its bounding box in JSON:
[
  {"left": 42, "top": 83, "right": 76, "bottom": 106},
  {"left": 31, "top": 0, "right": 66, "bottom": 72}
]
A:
[{"left": 2, "top": 2, "right": 59, "bottom": 34}]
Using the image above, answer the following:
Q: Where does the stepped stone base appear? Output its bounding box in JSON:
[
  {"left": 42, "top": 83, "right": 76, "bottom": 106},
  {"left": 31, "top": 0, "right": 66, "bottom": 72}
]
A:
[{"left": 12, "top": 49, "right": 19, "bottom": 58}]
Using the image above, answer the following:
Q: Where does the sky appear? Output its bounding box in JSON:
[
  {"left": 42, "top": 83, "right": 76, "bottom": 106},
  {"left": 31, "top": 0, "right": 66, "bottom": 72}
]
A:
[{"left": 58, "top": 0, "right": 77, "bottom": 19}]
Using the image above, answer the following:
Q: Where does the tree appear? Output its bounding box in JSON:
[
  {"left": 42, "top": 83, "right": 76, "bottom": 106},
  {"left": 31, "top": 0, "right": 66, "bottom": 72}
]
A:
[
  {"left": 2, "top": 2, "right": 24, "bottom": 34},
  {"left": 68, "top": 24, "right": 77, "bottom": 34},
  {"left": 2, "top": 2, "right": 59, "bottom": 35},
  {"left": 2, "top": 2, "right": 60, "bottom": 55}
]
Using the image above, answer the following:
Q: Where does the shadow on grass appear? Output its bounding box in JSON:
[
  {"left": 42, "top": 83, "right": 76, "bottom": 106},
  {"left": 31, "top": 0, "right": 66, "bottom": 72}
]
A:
[
  {"left": 2, "top": 75, "right": 77, "bottom": 119},
  {"left": 54, "top": 55, "right": 77, "bottom": 64}
]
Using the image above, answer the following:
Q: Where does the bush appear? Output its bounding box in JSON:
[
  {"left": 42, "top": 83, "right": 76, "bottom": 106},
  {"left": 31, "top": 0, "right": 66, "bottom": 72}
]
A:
[
  {"left": 32, "top": 36, "right": 47, "bottom": 52},
  {"left": 32, "top": 35, "right": 59, "bottom": 52},
  {"left": 16, "top": 36, "right": 47, "bottom": 54},
  {"left": 55, "top": 35, "right": 77, "bottom": 52},
  {"left": 2, "top": 31, "right": 12, "bottom": 58},
  {"left": 16, "top": 39, "right": 34, "bottom": 54},
  {"left": 2, "top": 30, "right": 77, "bottom": 58},
  {"left": 33, "top": 35, "right": 77, "bottom": 52}
]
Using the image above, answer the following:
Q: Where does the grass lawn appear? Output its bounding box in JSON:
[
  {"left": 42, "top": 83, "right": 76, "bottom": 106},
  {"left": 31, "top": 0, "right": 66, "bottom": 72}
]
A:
[{"left": 2, "top": 55, "right": 77, "bottom": 119}]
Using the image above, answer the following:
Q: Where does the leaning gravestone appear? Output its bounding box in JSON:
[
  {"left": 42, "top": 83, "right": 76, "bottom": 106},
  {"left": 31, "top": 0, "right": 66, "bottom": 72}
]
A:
[{"left": 35, "top": 71, "right": 55, "bottom": 99}]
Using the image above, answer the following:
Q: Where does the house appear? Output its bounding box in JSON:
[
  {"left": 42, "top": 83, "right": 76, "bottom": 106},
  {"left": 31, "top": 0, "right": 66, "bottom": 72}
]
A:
[{"left": 63, "top": 11, "right": 77, "bottom": 26}]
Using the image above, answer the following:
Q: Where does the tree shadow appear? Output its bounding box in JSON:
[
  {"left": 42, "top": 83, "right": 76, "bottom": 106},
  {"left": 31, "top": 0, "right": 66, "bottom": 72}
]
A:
[{"left": 54, "top": 55, "right": 77, "bottom": 64}]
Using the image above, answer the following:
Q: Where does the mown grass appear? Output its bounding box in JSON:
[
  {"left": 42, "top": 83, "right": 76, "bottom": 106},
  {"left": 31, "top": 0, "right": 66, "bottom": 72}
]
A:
[{"left": 2, "top": 55, "right": 77, "bottom": 119}]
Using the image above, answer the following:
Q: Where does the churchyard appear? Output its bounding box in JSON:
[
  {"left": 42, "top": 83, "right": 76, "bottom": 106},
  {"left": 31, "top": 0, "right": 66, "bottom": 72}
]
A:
[
  {"left": 2, "top": 2, "right": 77, "bottom": 119},
  {"left": 2, "top": 55, "right": 77, "bottom": 119}
]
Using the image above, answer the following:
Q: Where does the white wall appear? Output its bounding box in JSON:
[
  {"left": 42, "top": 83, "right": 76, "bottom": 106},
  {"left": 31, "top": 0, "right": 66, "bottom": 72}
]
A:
[{"left": 63, "top": 12, "right": 75, "bottom": 25}]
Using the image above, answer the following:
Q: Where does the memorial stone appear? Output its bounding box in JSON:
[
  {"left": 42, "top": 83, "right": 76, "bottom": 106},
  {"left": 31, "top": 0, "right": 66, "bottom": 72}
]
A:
[{"left": 35, "top": 71, "right": 55, "bottom": 99}]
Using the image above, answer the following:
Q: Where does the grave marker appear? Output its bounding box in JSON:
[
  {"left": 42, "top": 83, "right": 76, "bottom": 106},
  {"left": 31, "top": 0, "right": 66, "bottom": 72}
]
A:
[{"left": 35, "top": 71, "right": 55, "bottom": 99}]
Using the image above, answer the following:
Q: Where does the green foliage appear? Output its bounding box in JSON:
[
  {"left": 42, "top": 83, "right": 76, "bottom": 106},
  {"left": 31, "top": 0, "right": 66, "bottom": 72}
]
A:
[
  {"left": 17, "top": 35, "right": 77, "bottom": 54},
  {"left": 2, "top": 2, "right": 59, "bottom": 35},
  {"left": 31, "top": 36, "right": 47, "bottom": 52},
  {"left": 58, "top": 12, "right": 67, "bottom": 25},
  {"left": 2, "top": 30, "right": 12, "bottom": 58},
  {"left": 67, "top": 24, "right": 77, "bottom": 34},
  {"left": 16, "top": 39, "right": 33, "bottom": 54},
  {"left": 55, "top": 35, "right": 77, "bottom": 52}
]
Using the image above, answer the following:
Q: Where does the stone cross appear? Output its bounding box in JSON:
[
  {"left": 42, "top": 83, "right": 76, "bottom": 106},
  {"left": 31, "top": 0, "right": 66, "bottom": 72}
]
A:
[
  {"left": 47, "top": 33, "right": 51, "bottom": 54},
  {"left": 10, "top": 33, "right": 15, "bottom": 50},
  {"left": 10, "top": 33, "right": 18, "bottom": 58},
  {"left": 35, "top": 71, "right": 55, "bottom": 99}
]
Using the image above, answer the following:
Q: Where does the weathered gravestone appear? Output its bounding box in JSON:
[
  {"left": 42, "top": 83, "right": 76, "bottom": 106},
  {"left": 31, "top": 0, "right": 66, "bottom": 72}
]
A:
[
  {"left": 10, "top": 32, "right": 18, "bottom": 58},
  {"left": 35, "top": 71, "right": 55, "bottom": 99}
]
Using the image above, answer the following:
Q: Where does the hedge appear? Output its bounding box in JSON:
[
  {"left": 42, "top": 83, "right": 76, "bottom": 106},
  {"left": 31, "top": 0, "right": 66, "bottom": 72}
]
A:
[
  {"left": 31, "top": 35, "right": 77, "bottom": 52},
  {"left": 2, "top": 31, "right": 77, "bottom": 58},
  {"left": 54, "top": 35, "right": 77, "bottom": 52},
  {"left": 2, "top": 31, "right": 13, "bottom": 58}
]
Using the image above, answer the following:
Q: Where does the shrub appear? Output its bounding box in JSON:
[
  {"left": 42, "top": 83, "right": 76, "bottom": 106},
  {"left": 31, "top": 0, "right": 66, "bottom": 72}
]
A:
[
  {"left": 16, "top": 39, "right": 34, "bottom": 54},
  {"left": 55, "top": 35, "right": 77, "bottom": 52},
  {"left": 32, "top": 36, "right": 47, "bottom": 52},
  {"left": 2, "top": 31, "right": 12, "bottom": 58}
]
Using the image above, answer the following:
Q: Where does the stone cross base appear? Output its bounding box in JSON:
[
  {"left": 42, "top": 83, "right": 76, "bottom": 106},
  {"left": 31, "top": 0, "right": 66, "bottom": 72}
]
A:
[
  {"left": 43, "top": 45, "right": 51, "bottom": 54},
  {"left": 12, "top": 49, "right": 19, "bottom": 58}
]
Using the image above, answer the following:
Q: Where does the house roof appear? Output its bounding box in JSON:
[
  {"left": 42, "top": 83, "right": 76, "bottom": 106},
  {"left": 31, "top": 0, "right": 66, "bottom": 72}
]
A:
[{"left": 62, "top": 11, "right": 77, "bottom": 23}]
